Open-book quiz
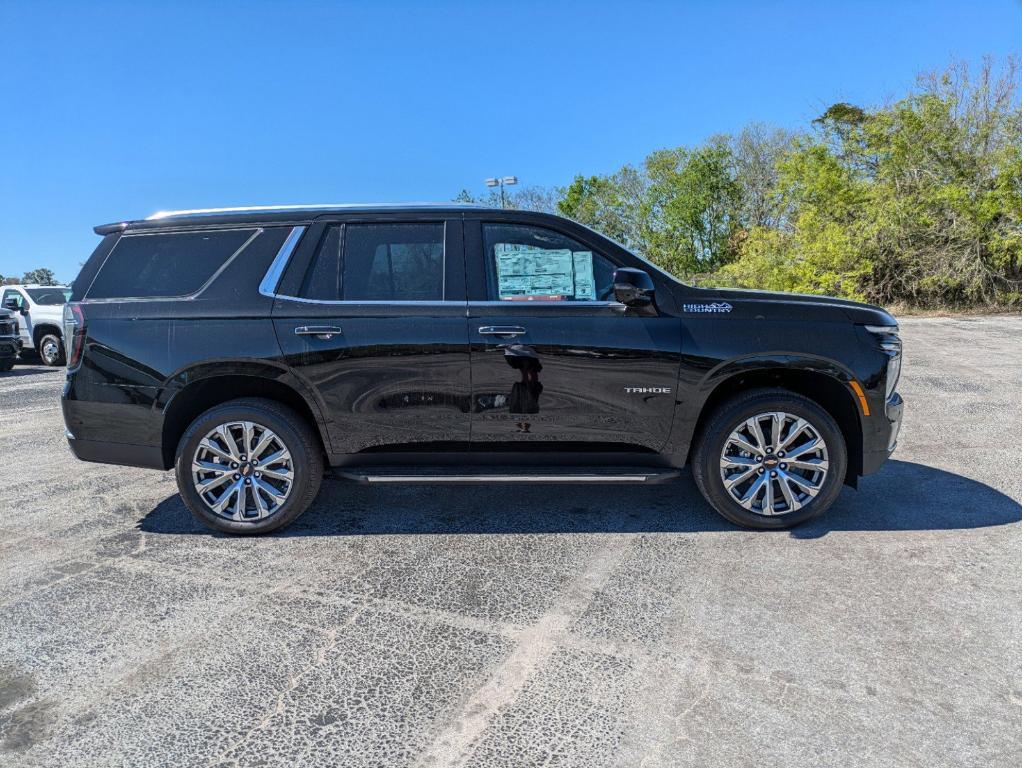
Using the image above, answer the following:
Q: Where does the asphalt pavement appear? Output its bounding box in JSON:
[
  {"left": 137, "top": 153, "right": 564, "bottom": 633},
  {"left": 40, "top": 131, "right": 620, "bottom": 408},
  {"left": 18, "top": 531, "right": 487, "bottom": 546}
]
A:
[{"left": 1, "top": 315, "right": 1020, "bottom": 767}]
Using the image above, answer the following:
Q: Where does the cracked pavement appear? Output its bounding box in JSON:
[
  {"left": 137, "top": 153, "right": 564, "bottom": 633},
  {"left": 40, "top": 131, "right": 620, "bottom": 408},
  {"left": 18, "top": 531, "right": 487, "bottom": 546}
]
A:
[{"left": 1, "top": 315, "right": 1020, "bottom": 767}]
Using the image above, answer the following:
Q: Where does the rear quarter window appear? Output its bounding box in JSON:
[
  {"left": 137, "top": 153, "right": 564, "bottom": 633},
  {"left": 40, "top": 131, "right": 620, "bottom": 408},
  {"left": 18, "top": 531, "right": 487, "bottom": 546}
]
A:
[{"left": 85, "top": 228, "right": 259, "bottom": 299}]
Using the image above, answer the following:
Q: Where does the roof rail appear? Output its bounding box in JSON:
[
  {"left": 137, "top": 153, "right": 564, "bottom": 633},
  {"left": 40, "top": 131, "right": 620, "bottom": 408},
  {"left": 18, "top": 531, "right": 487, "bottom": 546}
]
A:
[{"left": 145, "top": 202, "right": 485, "bottom": 220}]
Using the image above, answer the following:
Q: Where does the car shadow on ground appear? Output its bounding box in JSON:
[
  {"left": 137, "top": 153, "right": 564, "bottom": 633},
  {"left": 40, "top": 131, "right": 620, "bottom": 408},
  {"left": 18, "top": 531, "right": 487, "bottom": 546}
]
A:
[
  {"left": 139, "top": 460, "right": 1021, "bottom": 539},
  {"left": 1, "top": 366, "right": 58, "bottom": 378}
]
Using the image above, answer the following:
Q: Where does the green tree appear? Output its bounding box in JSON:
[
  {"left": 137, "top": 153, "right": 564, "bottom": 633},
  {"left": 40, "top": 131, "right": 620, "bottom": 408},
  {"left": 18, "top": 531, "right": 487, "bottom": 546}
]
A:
[
  {"left": 728, "top": 123, "right": 798, "bottom": 229},
  {"left": 557, "top": 168, "right": 644, "bottom": 247},
  {"left": 639, "top": 141, "right": 742, "bottom": 274},
  {"left": 22, "top": 268, "right": 58, "bottom": 285},
  {"left": 717, "top": 58, "right": 1022, "bottom": 307}
]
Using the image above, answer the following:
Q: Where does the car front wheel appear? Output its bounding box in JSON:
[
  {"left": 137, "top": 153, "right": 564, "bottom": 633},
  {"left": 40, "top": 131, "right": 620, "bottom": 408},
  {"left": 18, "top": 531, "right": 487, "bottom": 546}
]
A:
[
  {"left": 175, "top": 398, "right": 324, "bottom": 535},
  {"left": 692, "top": 389, "right": 847, "bottom": 529}
]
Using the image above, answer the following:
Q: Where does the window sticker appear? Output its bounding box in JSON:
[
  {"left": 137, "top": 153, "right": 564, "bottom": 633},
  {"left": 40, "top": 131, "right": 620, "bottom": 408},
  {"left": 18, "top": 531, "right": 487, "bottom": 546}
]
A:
[
  {"left": 494, "top": 243, "right": 596, "bottom": 300},
  {"left": 572, "top": 251, "right": 596, "bottom": 300}
]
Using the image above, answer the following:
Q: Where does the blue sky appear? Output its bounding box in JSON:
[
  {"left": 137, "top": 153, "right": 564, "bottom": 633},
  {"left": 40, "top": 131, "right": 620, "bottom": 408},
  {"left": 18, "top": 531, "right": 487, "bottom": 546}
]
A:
[{"left": 1, "top": 0, "right": 1020, "bottom": 282}]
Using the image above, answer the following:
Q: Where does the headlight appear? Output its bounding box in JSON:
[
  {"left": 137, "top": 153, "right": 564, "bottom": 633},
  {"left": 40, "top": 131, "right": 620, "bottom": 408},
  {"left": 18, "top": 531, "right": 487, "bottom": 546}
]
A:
[{"left": 865, "top": 325, "right": 902, "bottom": 399}]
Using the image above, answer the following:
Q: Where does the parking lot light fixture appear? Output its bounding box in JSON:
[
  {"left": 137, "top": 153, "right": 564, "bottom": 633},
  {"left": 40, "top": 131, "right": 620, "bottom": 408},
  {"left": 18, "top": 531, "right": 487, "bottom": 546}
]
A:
[{"left": 485, "top": 175, "right": 518, "bottom": 208}]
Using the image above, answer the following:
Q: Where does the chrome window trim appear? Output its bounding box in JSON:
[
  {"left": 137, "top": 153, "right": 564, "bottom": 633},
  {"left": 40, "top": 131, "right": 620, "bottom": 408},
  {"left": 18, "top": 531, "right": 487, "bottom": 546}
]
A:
[
  {"left": 82, "top": 227, "right": 263, "bottom": 304},
  {"left": 258, "top": 226, "right": 307, "bottom": 298},
  {"left": 466, "top": 300, "right": 626, "bottom": 309},
  {"left": 270, "top": 296, "right": 462, "bottom": 307}
]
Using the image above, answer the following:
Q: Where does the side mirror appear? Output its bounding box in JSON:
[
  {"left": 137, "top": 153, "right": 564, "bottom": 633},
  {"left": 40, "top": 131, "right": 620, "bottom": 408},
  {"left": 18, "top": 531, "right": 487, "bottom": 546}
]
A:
[{"left": 612, "top": 268, "right": 656, "bottom": 312}]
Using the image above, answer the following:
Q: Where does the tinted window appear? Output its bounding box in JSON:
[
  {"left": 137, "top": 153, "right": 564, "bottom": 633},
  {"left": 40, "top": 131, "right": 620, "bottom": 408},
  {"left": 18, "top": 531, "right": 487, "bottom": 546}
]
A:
[
  {"left": 299, "top": 226, "right": 342, "bottom": 301},
  {"left": 299, "top": 223, "right": 444, "bottom": 301},
  {"left": 26, "top": 288, "right": 71, "bottom": 305},
  {"left": 483, "top": 224, "right": 616, "bottom": 301},
  {"left": 87, "top": 229, "right": 258, "bottom": 299}
]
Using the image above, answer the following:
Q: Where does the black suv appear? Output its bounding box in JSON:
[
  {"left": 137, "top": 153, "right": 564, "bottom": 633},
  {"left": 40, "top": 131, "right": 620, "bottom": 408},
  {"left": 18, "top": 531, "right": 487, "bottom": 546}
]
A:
[{"left": 63, "top": 205, "right": 903, "bottom": 534}]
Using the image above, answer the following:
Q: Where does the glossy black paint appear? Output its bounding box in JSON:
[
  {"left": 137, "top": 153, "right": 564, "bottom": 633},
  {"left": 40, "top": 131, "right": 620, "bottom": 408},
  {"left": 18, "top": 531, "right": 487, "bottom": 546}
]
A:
[
  {"left": 64, "top": 205, "right": 901, "bottom": 481},
  {"left": 612, "top": 268, "right": 658, "bottom": 312}
]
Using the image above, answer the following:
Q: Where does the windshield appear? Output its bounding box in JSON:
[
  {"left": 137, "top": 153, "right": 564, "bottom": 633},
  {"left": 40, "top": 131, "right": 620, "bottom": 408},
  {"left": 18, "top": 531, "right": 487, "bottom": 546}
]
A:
[{"left": 26, "top": 288, "right": 71, "bottom": 305}]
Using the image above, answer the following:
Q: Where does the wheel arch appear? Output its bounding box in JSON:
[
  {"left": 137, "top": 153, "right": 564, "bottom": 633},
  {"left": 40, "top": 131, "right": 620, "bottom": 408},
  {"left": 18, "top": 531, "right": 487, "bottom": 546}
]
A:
[
  {"left": 685, "top": 359, "right": 864, "bottom": 485},
  {"left": 159, "top": 371, "right": 330, "bottom": 469},
  {"left": 32, "top": 322, "right": 62, "bottom": 346}
]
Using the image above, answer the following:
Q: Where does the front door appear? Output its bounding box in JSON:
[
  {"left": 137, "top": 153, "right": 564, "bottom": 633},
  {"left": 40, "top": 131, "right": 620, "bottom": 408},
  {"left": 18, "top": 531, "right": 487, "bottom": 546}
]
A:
[
  {"left": 466, "top": 220, "right": 681, "bottom": 452},
  {"left": 271, "top": 218, "right": 471, "bottom": 456}
]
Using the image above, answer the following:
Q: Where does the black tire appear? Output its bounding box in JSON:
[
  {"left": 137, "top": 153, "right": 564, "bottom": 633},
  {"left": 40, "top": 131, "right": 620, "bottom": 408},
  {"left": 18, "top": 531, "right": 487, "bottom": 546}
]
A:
[
  {"left": 692, "top": 388, "right": 847, "bottom": 529},
  {"left": 0, "top": 358, "right": 14, "bottom": 372},
  {"left": 38, "top": 333, "right": 65, "bottom": 366},
  {"left": 175, "top": 398, "right": 324, "bottom": 535}
]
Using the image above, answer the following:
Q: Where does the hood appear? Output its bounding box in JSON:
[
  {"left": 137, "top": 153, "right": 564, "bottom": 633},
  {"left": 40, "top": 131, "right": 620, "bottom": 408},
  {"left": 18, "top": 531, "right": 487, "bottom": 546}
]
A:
[
  {"left": 0, "top": 308, "right": 13, "bottom": 319},
  {"left": 684, "top": 286, "right": 897, "bottom": 326}
]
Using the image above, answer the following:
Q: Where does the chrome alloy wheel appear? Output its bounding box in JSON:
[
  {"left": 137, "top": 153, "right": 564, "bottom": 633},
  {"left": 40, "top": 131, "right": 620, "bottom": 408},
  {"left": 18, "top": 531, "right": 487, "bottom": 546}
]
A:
[
  {"left": 41, "top": 338, "right": 60, "bottom": 364},
  {"left": 719, "top": 411, "right": 830, "bottom": 516},
  {"left": 191, "top": 421, "right": 294, "bottom": 521}
]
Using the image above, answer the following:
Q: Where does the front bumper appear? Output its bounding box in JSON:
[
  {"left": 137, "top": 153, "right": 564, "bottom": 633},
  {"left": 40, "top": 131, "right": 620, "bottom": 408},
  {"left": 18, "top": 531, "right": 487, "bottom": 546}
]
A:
[
  {"left": 861, "top": 392, "right": 903, "bottom": 475},
  {"left": 0, "top": 337, "right": 21, "bottom": 360}
]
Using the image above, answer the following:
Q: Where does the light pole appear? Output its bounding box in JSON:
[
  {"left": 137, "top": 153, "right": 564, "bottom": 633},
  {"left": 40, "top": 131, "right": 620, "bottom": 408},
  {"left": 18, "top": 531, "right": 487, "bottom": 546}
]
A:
[{"left": 485, "top": 176, "right": 518, "bottom": 208}]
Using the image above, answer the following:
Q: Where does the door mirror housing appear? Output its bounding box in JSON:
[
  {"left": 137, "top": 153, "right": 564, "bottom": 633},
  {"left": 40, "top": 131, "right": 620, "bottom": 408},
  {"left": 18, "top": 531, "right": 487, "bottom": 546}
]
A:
[{"left": 612, "top": 268, "right": 656, "bottom": 312}]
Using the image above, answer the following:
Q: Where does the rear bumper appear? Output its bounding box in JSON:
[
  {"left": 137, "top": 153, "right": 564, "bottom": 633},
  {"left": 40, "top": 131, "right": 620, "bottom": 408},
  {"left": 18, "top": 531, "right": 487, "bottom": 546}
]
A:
[
  {"left": 65, "top": 432, "right": 166, "bottom": 470},
  {"left": 861, "top": 392, "right": 903, "bottom": 475},
  {"left": 62, "top": 388, "right": 168, "bottom": 470}
]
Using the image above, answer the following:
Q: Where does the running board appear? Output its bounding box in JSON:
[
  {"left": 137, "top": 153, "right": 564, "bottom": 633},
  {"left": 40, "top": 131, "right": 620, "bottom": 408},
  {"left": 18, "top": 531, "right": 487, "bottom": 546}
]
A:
[{"left": 336, "top": 467, "right": 681, "bottom": 485}]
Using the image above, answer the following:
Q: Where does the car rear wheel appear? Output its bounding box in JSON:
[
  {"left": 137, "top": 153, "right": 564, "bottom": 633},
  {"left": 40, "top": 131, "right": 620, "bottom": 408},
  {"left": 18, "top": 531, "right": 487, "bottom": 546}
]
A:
[
  {"left": 38, "top": 333, "right": 64, "bottom": 366},
  {"left": 0, "top": 358, "right": 14, "bottom": 372},
  {"left": 175, "top": 398, "right": 323, "bottom": 535},
  {"left": 692, "top": 389, "right": 847, "bottom": 529}
]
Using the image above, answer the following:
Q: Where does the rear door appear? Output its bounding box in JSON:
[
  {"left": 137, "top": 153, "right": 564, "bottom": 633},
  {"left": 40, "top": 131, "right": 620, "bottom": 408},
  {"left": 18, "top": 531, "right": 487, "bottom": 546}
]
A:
[
  {"left": 270, "top": 216, "right": 471, "bottom": 456},
  {"left": 465, "top": 217, "right": 682, "bottom": 451}
]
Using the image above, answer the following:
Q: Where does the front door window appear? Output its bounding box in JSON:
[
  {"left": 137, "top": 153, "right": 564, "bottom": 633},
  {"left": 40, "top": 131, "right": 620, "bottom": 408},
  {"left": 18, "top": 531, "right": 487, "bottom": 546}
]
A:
[{"left": 482, "top": 224, "right": 617, "bottom": 302}]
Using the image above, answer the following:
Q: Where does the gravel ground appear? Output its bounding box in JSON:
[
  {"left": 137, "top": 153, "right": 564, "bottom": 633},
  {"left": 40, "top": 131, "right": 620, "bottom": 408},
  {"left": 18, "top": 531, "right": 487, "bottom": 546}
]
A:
[{"left": 0, "top": 316, "right": 1020, "bottom": 767}]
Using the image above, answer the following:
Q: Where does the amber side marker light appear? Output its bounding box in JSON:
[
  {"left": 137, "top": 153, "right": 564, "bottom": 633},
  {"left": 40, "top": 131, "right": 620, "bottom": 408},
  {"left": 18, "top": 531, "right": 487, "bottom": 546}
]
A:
[{"left": 849, "top": 380, "right": 871, "bottom": 416}]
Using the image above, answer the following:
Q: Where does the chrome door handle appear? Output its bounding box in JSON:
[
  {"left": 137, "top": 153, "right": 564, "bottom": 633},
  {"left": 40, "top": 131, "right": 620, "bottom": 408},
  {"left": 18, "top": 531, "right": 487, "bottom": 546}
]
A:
[
  {"left": 295, "top": 325, "right": 343, "bottom": 340},
  {"left": 478, "top": 326, "right": 526, "bottom": 337}
]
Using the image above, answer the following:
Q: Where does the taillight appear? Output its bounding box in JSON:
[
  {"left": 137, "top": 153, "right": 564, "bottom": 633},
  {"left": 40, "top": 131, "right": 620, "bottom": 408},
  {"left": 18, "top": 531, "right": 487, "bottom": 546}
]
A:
[{"left": 63, "top": 303, "right": 86, "bottom": 369}]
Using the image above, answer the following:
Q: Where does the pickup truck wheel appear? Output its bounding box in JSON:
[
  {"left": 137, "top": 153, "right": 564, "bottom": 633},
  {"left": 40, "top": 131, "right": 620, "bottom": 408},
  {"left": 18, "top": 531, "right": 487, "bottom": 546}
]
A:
[
  {"left": 174, "top": 398, "right": 323, "bottom": 535},
  {"left": 692, "top": 389, "right": 847, "bottom": 529},
  {"left": 38, "top": 333, "right": 65, "bottom": 366},
  {"left": 0, "top": 359, "right": 14, "bottom": 372}
]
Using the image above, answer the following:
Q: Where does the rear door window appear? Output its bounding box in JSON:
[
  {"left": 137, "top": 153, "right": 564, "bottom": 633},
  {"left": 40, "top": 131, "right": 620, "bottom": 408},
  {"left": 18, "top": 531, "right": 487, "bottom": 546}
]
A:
[
  {"left": 297, "top": 222, "right": 445, "bottom": 302},
  {"left": 86, "top": 229, "right": 259, "bottom": 299}
]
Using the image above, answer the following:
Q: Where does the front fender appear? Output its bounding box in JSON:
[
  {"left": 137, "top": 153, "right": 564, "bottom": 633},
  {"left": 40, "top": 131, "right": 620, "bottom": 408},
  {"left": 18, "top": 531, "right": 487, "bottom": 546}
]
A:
[
  {"left": 700, "top": 352, "right": 857, "bottom": 393},
  {"left": 663, "top": 352, "right": 863, "bottom": 466}
]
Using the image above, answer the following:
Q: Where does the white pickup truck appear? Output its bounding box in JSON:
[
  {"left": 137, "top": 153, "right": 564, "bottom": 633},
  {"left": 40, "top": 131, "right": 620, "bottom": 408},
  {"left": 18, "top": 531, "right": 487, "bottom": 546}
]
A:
[{"left": 1, "top": 284, "right": 71, "bottom": 366}]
